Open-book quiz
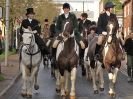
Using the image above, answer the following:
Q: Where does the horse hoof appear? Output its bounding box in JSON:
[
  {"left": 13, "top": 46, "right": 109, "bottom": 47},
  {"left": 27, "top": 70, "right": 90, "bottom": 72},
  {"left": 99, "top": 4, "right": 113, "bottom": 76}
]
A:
[
  {"left": 61, "top": 94, "right": 66, "bottom": 97},
  {"left": 21, "top": 93, "right": 27, "bottom": 97},
  {"left": 94, "top": 90, "right": 99, "bottom": 94},
  {"left": 56, "top": 88, "right": 60, "bottom": 93},
  {"left": 109, "top": 93, "right": 116, "bottom": 97},
  {"left": 65, "top": 91, "right": 69, "bottom": 96},
  {"left": 99, "top": 88, "right": 104, "bottom": 91},
  {"left": 70, "top": 96, "right": 76, "bottom": 99},
  {"left": 27, "top": 94, "right": 32, "bottom": 98},
  {"left": 61, "top": 95, "right": 66, "bottom": 99},
  {"left": 34, "top": 85, "right": 39, "bottom": 90}
]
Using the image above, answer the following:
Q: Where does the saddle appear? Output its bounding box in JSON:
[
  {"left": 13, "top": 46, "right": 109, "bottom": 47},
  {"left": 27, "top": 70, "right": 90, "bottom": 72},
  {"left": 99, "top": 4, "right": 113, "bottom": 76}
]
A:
[{"left": 52, "top": 36, "right": 63, "bottom": 48}]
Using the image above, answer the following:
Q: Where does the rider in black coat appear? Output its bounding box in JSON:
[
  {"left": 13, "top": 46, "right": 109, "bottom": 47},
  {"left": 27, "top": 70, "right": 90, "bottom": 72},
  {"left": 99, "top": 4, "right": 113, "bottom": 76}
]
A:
[
  {"left": 94, "top": 2, "right": 119, "bottom": 59},
  {"left": 78, "top": 13, "right": 91, "bottom": 34},
  {"left": 50, "top": 17, "right": 57, "bottom": 38},
  {"left": 20, "top": 8, "right": 49, "bottom": 55}
]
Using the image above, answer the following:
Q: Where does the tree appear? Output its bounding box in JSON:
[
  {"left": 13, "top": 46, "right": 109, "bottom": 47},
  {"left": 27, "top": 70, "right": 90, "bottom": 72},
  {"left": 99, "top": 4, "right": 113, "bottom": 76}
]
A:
[{"left": 0, "top": 0, "right": 60, "bottom": 49}]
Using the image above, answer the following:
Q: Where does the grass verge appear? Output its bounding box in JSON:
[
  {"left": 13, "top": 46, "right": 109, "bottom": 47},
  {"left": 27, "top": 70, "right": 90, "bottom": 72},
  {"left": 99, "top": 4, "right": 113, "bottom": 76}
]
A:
[{"left": 0, "top": 74, "right": 5, "bottom": 81}]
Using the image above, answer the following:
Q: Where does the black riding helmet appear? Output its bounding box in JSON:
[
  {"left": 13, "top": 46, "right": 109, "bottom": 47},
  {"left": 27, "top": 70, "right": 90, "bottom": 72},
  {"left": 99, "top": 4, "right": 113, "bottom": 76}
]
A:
[
  {"left": 63, "top": 3, "right": 70, "bottom": 9},
  {"left": 104, "top": 2, "right": 116, "bottom": 9}
]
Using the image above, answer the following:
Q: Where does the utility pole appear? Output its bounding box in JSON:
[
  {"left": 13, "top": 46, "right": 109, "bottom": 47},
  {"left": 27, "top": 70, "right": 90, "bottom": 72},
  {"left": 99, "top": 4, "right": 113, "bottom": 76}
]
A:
[
  {"left": 5, "top": 0, "right": 10, "bottom": 66},
  {"left": 83, "top": 1, "right": 84, "bottom": 13},
  {"left": 130, "top": 0, "right": 133, "bottom": 32}
]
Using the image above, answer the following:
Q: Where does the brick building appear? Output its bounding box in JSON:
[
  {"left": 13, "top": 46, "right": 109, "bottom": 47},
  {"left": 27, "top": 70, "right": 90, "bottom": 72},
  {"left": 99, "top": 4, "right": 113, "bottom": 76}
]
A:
[
  {"left": 123, "top": 0, "right": 133, "bottom": 38},
  {"left": 99, "top": 0, "right": 104, "bottom": 13}
]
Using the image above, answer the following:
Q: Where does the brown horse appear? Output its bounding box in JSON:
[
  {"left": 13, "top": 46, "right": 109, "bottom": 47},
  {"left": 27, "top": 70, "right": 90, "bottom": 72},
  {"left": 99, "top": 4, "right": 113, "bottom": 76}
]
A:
[
  {"left": 56, "top": 20, "right": 79, "bottom": 98},
  {"left": 102, "top": 20, "right": 123, "bottom": 97},
  {"left": 79, "top": 24, "right": 91, "bottom": 76}
]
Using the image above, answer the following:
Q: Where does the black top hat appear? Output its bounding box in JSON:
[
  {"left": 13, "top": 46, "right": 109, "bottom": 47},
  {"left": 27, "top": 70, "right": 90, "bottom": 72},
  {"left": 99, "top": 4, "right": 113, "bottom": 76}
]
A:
[{"left": 26, "top": 8, "right": 35, "bottom": 15}]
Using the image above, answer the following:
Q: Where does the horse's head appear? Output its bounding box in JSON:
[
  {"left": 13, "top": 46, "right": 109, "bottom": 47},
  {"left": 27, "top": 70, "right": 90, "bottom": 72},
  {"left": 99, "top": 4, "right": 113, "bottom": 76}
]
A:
[
  {"left": 62, "top": 19, "right": 74, "bottom": 38},
  {"left": 106, "top": 19, "right": 117, "bottom": 43},
  {"left": 82, "top": 25, "right": 91, "bottom": 38},
  {"left": 22, "top": 28, "right": 35, "bottom": 46}
]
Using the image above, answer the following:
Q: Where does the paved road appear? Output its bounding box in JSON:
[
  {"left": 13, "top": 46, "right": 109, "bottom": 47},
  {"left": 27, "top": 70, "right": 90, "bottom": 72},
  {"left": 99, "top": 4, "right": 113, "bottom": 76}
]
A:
[{"left": 1, "top": 63, "right": 133, "bottom": 99}]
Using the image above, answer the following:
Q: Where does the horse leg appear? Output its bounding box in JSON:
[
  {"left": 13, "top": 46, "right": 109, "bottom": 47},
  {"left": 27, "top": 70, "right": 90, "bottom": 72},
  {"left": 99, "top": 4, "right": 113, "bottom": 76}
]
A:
[
  {"left": 26, "top": 70, "right": 33, "bottom": 98},
  {"left": 84, "top": 60, "right": 89, "bottom": 80},
  {"left": 108, "top": 72, "right": 115, "bottom": 96},
  {"left": 64, "top": 70, "right": 69, "bottom": 96},
  {"left": 60, "top": 75, "right": 65, "bottom": 96},
  {"left": 27, "top": 66, "right": 38, "bottom": 98},
  {"left": 112, "top": 68, "right": 119, "bottom": 95},
  {"left": 70, "top": 67, "right": 77, "bottom": 98},
  {"left": 97, "top": 65, "right": 104, "bottom": 91},
  {"left": 90, "top": 67, "right": 98, "bottom": 94},
  {"left": 84, "top": 48, "right": 89, "bottom": 79},
  {"left": 51, "top": 58, "right": 56, "bottom": 78},
  {"left": 34, "top": 67, "right": 39, "bottom": 91},
  {"left": 55, "top": 69, "right": 61, "bottom": 93},
  {"left": 21, "top": 64, "right": 27, "bottom": 97}
]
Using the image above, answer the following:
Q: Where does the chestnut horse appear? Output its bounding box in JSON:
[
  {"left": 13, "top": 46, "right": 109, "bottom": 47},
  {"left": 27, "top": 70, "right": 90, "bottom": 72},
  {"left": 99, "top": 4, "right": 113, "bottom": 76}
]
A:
[{"left": 102, "top": 19, "right": 123, "bottom": 97}]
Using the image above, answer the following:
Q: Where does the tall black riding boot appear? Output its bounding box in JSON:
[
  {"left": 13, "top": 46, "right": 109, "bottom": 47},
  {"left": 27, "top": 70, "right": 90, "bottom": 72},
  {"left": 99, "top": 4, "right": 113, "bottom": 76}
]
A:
[
  {"left": 79, "top": 49, "right": 86, "bottom": 76},
  {"left": 52, "top": 48, "right": 57, "bottom": 57},
  {"left": 34, "top": 34, "right": 49, "bottom": 55}
]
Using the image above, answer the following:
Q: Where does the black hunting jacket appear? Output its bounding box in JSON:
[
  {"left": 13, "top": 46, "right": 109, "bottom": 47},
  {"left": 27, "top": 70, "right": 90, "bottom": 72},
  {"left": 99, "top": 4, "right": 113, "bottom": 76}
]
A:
[
  {"left": 97, "top": 12, "right": 119, "bottom": 35},
  {"left": 20, "top": 19, "right": 41, "bottom": 35},
  {"left": 125, "top": 38, "right": 133, "bottom": 56},
  {"left": 78, "top": 19, "right": 91, "bottom": 33}
]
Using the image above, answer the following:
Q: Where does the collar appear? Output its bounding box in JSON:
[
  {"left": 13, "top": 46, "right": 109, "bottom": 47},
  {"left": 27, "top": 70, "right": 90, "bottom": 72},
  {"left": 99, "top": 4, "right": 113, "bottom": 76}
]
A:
[
  {"left": 64, "top": 13, "right": 69, "bottom": 18},
  {"left": 28, "top": 18, "right": 32, "bottom": 22},
  {"left": 83, "top": 19, "right": 87, "bottom": 23},
  {"left": 106, "top": 11, "right": 110, "bottom": 16}
]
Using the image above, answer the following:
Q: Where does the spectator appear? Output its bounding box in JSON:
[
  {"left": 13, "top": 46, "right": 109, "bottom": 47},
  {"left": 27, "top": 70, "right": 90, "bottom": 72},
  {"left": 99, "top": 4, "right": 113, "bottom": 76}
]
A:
[
  {"left": 124, "top": 32, "right": 133, "bottom": 82},
  {"left": 0, "top": 29, "right": 4, "bottom": 54}
]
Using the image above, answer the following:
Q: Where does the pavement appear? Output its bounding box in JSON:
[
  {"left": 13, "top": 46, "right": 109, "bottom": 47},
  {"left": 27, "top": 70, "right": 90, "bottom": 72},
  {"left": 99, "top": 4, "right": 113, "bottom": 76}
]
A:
[
  {"left": 0, "top": 54, "right": 131, "bottom": 99},
  {"left": 0, "top": 54, "right": 20, "bottom": 97}
]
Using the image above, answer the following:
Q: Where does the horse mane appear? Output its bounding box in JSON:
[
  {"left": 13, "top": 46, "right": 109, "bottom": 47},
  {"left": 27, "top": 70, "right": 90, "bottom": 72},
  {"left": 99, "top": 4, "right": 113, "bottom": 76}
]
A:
[{"left": 62, "top": 19, "right": 74, "bottom": 35}]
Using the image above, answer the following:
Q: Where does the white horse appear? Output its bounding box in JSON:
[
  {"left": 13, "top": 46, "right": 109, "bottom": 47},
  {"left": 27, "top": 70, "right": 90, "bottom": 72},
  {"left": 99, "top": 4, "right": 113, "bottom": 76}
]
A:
[{"left": 20, "top": 28, "right": 42, "bottom": 98}]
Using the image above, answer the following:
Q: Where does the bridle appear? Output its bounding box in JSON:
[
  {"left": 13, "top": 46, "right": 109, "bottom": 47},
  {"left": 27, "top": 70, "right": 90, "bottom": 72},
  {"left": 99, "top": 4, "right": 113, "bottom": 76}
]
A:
[{"left": 22, "top": 32, "right": 40, "bottom": 55}]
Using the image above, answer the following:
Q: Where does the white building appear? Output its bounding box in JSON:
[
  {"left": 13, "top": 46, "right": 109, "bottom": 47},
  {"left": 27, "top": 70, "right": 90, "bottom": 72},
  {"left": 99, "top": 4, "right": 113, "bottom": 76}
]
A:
[{"left": 53, "top": 0, "right": 100, "bottom": 21}]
